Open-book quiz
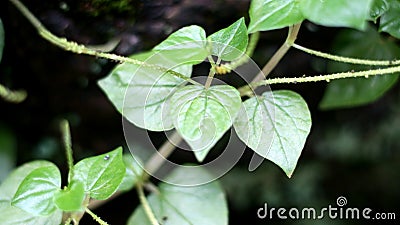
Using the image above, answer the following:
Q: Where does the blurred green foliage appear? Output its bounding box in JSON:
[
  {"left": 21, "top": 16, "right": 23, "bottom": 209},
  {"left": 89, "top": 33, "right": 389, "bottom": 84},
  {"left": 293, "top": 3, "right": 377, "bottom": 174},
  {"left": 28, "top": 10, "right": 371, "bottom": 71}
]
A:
[{"left": 0, "top": 124, "right": 16, "bottom": 182}]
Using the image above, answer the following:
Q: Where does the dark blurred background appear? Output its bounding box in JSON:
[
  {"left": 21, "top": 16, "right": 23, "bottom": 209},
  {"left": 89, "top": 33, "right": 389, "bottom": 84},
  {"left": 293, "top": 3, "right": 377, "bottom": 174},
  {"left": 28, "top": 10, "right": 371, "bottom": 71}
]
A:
[{"left": 0, "top": 0, "right": 399, "bottom": 224}]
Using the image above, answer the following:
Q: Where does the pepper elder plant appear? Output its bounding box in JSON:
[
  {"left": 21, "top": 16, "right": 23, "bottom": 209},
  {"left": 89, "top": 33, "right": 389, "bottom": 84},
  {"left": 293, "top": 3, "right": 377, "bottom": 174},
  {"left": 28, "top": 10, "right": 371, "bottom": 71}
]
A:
[{"left": 1, "top": 0, "right": 400, "bottom": 224}]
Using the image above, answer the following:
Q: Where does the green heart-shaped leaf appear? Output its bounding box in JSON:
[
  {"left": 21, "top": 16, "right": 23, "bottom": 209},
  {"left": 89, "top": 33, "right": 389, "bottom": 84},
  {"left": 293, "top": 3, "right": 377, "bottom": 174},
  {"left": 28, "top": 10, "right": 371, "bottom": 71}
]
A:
[
  {"left": 248, "top": 0, "right": 373, "bottom": 32},
  {"left": 208, "top": 18, "right": 248, "bottom": 61},
  {"left": 300, "top": 0, "right": 373, "bottom": 30},
  {"left": 70, "top": 147, "right": 125, "bottom": 200},
  {"left": 154, "top": 25, "right": 208, "bottom": 64},
  {"left": 98, "top": 51, "right": 192, "bottom": 131},
  {"left": 234, "top": 90, "right": 312, "bottom": 177},
  {"left": 169, "top": 85, "right": 241, "bottom": 162},
  {"left": 0, "top": 161, "right": 62, "bottom": 224},
  {"left": 1, "top": 161, "right": 54, "bottom": 203},
  {"left": 248, "top": 0, "right": 304, "bottom": 33},
  {"left": 11, "top": 162, "right": 61, "bottom": 215}
]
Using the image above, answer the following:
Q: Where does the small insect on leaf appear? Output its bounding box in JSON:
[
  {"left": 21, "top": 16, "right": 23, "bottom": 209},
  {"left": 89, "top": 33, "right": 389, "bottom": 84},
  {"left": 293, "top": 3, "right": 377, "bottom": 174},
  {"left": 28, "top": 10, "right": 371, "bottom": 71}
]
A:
[{"left": 104, "top": 155, "right": 110, "bottom": 160}]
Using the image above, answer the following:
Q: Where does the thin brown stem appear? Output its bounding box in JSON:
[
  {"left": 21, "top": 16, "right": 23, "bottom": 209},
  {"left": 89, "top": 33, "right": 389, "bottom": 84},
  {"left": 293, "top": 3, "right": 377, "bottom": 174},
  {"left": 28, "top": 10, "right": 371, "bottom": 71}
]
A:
[{"left": 251, "top": 23, "right": 302, "bottom": 83}]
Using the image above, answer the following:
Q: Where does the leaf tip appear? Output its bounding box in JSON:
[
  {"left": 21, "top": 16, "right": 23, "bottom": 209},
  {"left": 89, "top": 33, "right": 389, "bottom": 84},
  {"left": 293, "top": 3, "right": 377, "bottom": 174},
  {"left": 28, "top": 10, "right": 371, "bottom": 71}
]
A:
[
  {"left": 194, "top": 151, "right": 207, "bottom": 163},
  {"left": 283, "top": 166, "right": 296, "bottom": 178}
]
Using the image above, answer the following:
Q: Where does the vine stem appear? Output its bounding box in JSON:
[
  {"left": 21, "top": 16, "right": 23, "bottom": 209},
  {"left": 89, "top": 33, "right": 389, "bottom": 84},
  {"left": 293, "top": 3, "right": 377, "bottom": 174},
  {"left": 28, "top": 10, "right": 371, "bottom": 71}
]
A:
[
  {"left": 251, "top": 23, "right": 302, "bottom": 83},
  {"left": 143, "top": 131, "right": 182, "bottom": 181},
  {"left": 8, "top": 0, "right": 199, "bottom": 85},
  {"left": 60, "top": 120, "right": 74, "bottom": 174},
  {"left": 137, "top": 183, "right": 160, "bottom": 225},
  {"left": 0, "top": 83, "right": 27, "bottom": 103},
  {"left": 205, "top": 55, "right": 218, "bottom": 88},
  {"left": 249, "top": 65, "right": 400, "bottom": 88},
  {"left": 292, "top": 43, "right": 400, "bottom": 66},
  {"left": 63, "top": 218, "right": 72, "bottom": 225},
  {"left": 85, "top": 208, "right": 109, "bottom": 225}
]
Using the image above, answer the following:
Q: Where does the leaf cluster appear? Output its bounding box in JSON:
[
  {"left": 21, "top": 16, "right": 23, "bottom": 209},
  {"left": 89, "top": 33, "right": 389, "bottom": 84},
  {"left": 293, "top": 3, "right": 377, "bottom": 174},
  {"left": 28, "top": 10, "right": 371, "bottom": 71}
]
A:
[{"left": 2, "top": 0, "right": 400, "bottom": 224}]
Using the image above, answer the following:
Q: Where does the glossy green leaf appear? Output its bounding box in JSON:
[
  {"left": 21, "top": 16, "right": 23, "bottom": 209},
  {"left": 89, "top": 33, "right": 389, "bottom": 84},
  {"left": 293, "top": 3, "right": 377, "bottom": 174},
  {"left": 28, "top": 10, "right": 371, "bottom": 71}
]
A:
[
  {"left": 299, "top": 0, "right": 373, "bottom": 30},
  {"left": 169, "top": 85, "right": 241, "bottom": 162},
  {"left": 71, "top": 147, "right": 125, "bottom": 200},
  {"left": 98, "top": 51, "right": 192, "bottom": 131},
  {"left": 248, "top": 0, "right": 304, "bottom": 33},
  {"left": 11, "top": 163, "right": 61, "bottom": 216},
  {"left": 379, "top": 0, "right": 400, "bottom": 38},
  {"left": 54, "top": 181, "right": 85, "bottom": 211},
  {"left": 370, "top": 0, "right": 389, "bottom": 22},
  {"left": 0, "top": 125, "right": 16, "bottom": 182},
  {"left": 0, "top": 162, "right": 62, "bottom": 224},
  {"left": 0, "top": 161, "right": 56, "bottom": 203},
  {"left": 0, "top": 18, "right": 4, "bottom": 62},
  {"left": 320, "top": 27, "right": 400, "bottom": 109},
  {"left": 233, "top": 90, "right": 312, "bottom": 177},
  {"left": 248, "top": 0, "right": 373, "bottom": 32},
  {"left": 128, "top": 167, "right": 228, "bottom": 225},
  {"left": 154, "top": 25, "right": 208, "bottom": 64},
  {"left": 207, "top": 18, "right": 248, "bottom": 61},
  {"left": 118, "top": 154, "right": 143, "bottom": 191}
]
